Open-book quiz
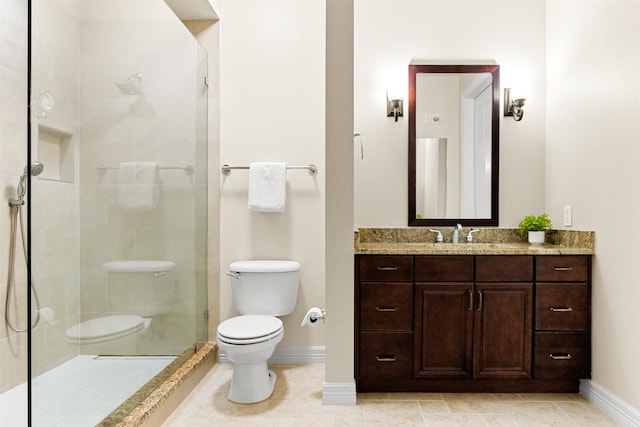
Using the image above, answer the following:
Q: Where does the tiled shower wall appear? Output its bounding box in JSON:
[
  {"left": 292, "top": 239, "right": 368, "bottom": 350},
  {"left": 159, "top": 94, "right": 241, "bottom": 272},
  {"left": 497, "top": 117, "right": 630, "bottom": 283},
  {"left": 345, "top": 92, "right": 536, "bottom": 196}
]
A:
[
  {"left": 29, "top": 0, "right": 82, "bottom": 378},
  {"left": 0, "top": 0, "right": 30, "bottom": 394}
]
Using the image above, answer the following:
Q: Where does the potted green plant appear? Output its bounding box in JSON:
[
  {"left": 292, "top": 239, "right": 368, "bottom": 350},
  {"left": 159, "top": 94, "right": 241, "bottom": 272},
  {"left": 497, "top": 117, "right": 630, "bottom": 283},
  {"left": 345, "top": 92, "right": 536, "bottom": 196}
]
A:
[{"left": 518, "top": 213, "right": 552, "bottom": 245}]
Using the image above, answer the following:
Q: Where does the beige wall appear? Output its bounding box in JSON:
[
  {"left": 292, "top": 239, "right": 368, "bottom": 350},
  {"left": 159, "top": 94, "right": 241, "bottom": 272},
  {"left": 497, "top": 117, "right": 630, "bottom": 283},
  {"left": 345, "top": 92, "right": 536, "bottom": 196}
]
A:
[
  {"left": 325, "top": 0, "right": 354, "bottom": 388},
  {"left": 546, "top": 0, "right": 640, "bottom": 409},
  {"left": 217, "top": 0, "right": 326, "bottom": 348},
  {"left": 354, "top": 0, "right": 547, "bottom": 228}
]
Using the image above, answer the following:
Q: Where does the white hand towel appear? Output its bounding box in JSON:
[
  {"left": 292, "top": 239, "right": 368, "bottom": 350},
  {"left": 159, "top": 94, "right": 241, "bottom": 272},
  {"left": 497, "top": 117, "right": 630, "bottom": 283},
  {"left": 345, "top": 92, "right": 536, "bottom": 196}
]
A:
[
  {"left": 118, "top": 162, "right": 159, "bottom": 212},
  {"left": 248, "top": 162, "right": 287, "bottom": 212}
]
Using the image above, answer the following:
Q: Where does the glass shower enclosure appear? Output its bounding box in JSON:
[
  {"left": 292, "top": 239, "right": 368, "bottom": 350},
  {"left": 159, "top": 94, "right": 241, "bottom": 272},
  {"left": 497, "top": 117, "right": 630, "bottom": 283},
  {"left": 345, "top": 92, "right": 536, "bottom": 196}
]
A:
[{"left": 2, "top": 0, "right": 207, "bottom": 424}]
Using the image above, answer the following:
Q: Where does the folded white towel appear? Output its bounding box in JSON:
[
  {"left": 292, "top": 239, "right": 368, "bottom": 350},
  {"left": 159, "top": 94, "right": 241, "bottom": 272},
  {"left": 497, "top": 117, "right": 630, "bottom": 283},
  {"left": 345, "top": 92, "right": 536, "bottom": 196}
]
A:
[
  {"left": 118, "top": 162, "right": 159, "bottom": 212},
  {"left": 248, "top": 162, "right": 287, "bottom": 212}
]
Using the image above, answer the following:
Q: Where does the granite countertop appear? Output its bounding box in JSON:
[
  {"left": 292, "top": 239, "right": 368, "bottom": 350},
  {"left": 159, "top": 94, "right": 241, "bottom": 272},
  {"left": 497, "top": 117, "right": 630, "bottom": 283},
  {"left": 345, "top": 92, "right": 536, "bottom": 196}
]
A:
[{"left": 354, "top": 228, "right": 595, "bottom": 256}]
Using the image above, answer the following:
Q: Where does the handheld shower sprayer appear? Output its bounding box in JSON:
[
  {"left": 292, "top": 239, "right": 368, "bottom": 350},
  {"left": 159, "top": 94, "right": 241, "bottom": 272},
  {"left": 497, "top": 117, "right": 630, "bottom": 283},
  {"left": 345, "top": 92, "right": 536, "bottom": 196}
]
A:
[
  {"left": 5, "top": 161, "right": 45, "bottom": 332},
  {"left": 11, "top": 161, "right": 45, "bottom": 206}
]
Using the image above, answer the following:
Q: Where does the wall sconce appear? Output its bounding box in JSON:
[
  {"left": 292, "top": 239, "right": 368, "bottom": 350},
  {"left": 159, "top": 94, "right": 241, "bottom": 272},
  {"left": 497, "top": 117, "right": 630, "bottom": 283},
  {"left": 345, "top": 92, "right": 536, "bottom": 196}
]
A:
[
  {"left": 504, "top": 88, "right": 526, "bottom": 121},
  {"left": 387, "top": 91, "right": 403, "bottom": 122}
]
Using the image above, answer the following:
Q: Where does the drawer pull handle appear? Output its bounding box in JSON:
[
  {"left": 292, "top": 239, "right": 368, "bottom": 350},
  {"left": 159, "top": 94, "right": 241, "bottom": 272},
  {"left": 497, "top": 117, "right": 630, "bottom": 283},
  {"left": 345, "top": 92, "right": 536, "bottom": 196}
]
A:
[
  {"left": 376, "top": 307, "right": 397, "bottom": 312},
  {"left": 549, "top": 353, "right": 572, "bottom": 360},
  {"left": 552, "top": 267, "right": 573, "bottom": 271},
  {"left": 376, "top": 266, "right": 399, "bottom": 271},
  {"left": 476, "top": 291, "right": 483, "bottom": 312},
  {"left": 376, "top": 356, "right": 397, "bottom": 362},
  {"left": 468, "top": 290, "right": 474, "bottom": 311},
  {"left": 550, "top": 307, "right": 573, "bottom": 312}
]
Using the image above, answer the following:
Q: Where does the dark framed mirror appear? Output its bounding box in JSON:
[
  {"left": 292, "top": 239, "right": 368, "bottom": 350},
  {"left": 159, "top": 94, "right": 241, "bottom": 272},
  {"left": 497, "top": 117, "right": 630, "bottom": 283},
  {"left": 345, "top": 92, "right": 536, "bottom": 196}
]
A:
[{"left": 408, "top": 63, "right": 499, "bottom": 226}]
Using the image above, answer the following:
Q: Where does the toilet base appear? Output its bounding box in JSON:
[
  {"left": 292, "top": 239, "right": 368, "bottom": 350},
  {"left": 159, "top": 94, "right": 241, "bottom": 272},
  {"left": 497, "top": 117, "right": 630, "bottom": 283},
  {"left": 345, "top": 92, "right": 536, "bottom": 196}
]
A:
[{"left": 228, "top": 363, "right": 277, "bottom": 404}]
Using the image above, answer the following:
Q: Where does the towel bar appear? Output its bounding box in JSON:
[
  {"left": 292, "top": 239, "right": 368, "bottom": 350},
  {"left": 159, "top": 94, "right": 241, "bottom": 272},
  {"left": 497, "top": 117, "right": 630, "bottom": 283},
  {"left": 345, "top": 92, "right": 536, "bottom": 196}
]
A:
[{"left": 221, "top": 164, "right": 318, "bottom": 175}]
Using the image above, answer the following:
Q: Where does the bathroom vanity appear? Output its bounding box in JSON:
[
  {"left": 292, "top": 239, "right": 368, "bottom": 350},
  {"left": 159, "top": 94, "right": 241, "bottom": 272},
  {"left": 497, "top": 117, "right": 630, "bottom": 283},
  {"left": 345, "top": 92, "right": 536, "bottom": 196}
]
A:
[{"left": 354, "top": 228, "right": 594, "bottom": 393}]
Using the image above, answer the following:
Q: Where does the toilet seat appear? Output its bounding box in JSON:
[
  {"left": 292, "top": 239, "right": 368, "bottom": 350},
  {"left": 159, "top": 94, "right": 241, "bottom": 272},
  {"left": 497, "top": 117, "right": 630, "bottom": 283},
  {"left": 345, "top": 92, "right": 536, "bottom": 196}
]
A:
[
  {"left": 217, "top": 315, "right": 283, "bottom": 345},
  {"left": 66, "top": 315, "right": 149, "bottom": 344}
]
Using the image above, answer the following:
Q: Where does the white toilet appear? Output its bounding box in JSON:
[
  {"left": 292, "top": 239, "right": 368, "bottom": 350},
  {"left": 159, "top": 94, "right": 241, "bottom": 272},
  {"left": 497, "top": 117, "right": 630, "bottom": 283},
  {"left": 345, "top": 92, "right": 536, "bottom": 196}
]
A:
[{"left": 217, "top": 260, "right": 300, "bottom": 403}]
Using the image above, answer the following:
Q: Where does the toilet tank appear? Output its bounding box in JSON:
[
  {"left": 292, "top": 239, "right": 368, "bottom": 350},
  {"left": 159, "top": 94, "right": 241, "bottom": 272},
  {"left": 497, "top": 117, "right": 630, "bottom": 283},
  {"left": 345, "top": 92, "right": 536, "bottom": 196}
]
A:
[{"left": 229, "top": 260, "right": 300, "bottom": 316}]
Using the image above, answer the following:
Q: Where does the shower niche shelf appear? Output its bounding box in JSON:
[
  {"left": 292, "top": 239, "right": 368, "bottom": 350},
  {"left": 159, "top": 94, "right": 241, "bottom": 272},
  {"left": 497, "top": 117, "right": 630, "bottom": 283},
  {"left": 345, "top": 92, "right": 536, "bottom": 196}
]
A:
[{"left": 36, "top": 124, "right": 74, "bottom": 183}]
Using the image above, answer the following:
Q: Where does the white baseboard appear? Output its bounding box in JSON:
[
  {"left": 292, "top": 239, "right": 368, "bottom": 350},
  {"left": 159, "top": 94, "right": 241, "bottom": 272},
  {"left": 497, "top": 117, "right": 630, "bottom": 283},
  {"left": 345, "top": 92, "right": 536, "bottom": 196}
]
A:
[
  {"left": 322, "top": 382, "right": 357, "bottom": 405},
  {"left": 580, "top": 379, "right": 640, "bottom": 427},
  {"left": 218, "top": 346, "right": 325, "bottom": 364}
]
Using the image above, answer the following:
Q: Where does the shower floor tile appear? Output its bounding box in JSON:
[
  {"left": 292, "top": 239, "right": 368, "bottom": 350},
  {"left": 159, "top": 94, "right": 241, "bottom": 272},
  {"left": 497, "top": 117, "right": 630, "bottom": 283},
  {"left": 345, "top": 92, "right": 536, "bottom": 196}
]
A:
[{"left": 0, "top": 354, "right": 175, "bottom": 427}]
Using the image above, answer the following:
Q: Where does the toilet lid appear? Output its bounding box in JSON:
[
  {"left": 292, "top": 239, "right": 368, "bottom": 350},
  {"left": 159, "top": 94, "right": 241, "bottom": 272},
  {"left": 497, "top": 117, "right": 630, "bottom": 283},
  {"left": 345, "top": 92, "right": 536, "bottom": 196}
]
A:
[
  {"left": 217, "top": 315, "right": 283, "bottom": 344},
  {"left": 66, "top": 315, "right": 147, "bottom": 343}
]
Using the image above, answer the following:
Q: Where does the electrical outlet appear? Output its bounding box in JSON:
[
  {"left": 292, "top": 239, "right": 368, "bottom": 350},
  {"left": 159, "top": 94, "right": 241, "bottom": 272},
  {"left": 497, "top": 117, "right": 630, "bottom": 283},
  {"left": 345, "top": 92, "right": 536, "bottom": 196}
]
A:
[{"left": 563, "top": 205, "right": 572, "bottom": 227}]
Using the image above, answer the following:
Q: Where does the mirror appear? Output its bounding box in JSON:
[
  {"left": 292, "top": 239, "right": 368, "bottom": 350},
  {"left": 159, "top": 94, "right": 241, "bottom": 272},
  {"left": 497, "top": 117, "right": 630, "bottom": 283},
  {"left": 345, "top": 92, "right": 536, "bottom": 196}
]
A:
[{"left": 408, "top": 64, "right": 499, "bottom": 226}]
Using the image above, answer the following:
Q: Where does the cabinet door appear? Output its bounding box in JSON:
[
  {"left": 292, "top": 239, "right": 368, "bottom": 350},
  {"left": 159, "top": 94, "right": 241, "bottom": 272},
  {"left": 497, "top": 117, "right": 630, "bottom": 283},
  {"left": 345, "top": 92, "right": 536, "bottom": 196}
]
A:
[
  {"left": 473, "top": 283, "right": 533, "bottom": 379},
  {"left": 414, "top": 283, "right": 474, "bottom": 379}
]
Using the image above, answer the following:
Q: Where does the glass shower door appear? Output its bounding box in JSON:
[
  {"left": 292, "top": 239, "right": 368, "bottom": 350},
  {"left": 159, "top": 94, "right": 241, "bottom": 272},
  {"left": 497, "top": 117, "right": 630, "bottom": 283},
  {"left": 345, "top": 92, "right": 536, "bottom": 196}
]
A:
[{"left": 28, "top": 0, "right": 208, "bottom": 424}]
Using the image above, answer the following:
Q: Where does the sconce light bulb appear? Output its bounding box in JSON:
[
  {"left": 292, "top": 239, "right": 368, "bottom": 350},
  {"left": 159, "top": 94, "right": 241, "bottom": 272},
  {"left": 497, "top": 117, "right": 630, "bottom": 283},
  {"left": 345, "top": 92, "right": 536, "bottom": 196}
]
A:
[
  {"left": 387, "top": 97, "right": 404, "bottom": 122},
  {"left": 504, "top": 88, "right": 526, "bottom": 121}
]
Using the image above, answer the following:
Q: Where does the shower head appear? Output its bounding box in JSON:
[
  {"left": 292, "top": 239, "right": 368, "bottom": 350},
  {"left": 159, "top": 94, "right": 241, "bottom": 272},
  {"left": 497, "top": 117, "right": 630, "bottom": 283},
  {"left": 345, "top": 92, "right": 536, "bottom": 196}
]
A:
[
  {"left": 29, "top": 161, "right": 45, "bottom": 176},
  {"left": 115, "top": 73, "right": 144, "bottom": 96},
  {"left": 13, "top": 162, "right": 45, "bottom": 202}
]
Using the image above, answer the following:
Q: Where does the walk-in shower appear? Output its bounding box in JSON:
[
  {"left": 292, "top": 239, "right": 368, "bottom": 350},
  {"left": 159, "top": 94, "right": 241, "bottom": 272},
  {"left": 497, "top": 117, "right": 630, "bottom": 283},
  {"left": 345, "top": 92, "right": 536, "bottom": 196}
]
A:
[{"left": 0, "top": 0, "right": 209, "bottom": 424}]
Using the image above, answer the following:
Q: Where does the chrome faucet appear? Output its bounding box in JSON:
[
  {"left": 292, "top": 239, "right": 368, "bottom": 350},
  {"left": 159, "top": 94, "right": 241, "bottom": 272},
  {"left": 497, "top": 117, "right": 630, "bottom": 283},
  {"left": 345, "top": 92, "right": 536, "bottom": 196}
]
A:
[
  {"left": 429, "top": 229, "right": 444, "bottom": 243},
  {"left": 466, "top": 229, "right": 480, "bottom": 243},
  {"left": 452, "top": 223, "right": 462, "bottom": 244}
]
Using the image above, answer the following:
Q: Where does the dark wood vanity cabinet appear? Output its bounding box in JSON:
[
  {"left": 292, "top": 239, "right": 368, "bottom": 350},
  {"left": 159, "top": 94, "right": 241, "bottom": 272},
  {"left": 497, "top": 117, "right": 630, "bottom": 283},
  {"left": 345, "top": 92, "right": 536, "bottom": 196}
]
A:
[{"left": 356, "top": 254, "right": 591, "bottom": 393}]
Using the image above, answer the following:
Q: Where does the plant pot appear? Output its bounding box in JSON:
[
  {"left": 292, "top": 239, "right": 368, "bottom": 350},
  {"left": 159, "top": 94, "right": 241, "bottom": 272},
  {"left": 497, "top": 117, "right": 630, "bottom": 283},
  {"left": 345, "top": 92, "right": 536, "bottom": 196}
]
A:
[{"left": 528, "top": 231, "right": 545, "bottom": 245}]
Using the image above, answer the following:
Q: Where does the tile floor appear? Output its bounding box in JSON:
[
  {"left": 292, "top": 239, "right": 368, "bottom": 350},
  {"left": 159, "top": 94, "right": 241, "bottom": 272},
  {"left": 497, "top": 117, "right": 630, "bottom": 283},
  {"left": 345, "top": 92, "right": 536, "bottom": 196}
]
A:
[{"left": 163, "top": 363, "right": 620, "bottom": 426}]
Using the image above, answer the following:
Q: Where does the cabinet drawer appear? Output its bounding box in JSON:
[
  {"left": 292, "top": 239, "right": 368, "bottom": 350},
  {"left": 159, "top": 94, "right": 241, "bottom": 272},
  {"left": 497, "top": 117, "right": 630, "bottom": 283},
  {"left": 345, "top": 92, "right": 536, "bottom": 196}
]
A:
[
  {"left": 359, "top": 256, "right": 413, "bottom": 282},
  {"left": 536, "top": 256, "right": 589, "bottom": 282},
  {"left": 414, "top": 256, "right": 473, "bottom": 282},
  {"left": 476, "top": 256, "right": 533, "bottom": 282},
  {"left": 360, "top": 282, "right": 412, "bottom": 331},
  {"left": 359, "top": 332, "right": 412, "bottom": 379},
  {"left": 536, "top": 283, "right": 588, "bottom": 331},
  {"left": 534, "top": 332, "right": 589, "bottom": 379}
]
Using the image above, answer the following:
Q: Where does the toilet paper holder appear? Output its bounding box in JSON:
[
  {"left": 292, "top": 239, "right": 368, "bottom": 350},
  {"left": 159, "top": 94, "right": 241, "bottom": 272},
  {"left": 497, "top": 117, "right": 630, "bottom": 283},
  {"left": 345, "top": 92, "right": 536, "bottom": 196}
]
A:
[{"left": 300, "top": 307, "right": 326, "bottom": 326}]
